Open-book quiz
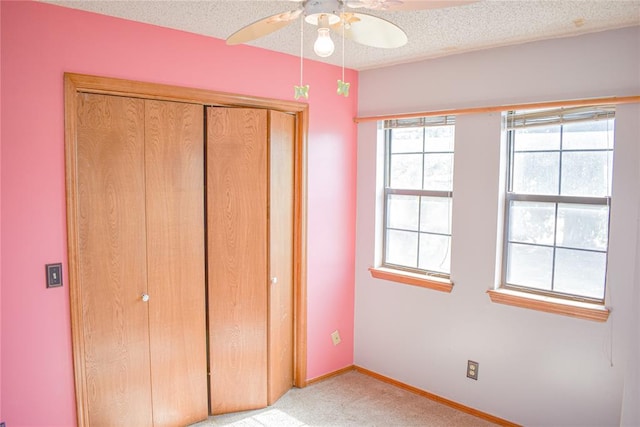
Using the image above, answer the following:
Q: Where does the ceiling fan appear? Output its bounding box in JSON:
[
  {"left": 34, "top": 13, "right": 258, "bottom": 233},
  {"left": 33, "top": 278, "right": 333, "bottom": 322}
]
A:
[{"left": 226, "top": 0, "right": 474, "bottom": 58}]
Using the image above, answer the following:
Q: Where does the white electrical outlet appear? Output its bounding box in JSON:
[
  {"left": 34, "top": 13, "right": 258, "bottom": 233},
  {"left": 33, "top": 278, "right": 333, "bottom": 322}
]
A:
[{"left": 331, "top": 330, "right": 341, "bottom": 346}]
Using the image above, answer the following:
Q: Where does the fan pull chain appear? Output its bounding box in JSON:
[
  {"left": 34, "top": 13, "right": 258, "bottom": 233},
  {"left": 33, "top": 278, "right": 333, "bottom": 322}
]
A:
[
  {"left": 337, "top": 7, "right": 350, "bottom": 97},
  {"left": 294, "top": 15, "right": 309, "bottom": 100}
]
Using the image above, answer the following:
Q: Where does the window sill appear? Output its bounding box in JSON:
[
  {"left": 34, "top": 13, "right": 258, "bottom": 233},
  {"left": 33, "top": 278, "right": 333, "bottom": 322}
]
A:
[
  {"left": 487, "top": 288, "right": 610, "bottom": 322},
  {"left": 369, "top": 267, "right": 453, "bottom": 293}
]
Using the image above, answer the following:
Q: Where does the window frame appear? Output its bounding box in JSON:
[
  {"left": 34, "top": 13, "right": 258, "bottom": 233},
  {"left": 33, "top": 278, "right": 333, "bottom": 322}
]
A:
[
  {"left": 501, "top": 106, "right": 615, "bottom": 304},
  {"left": 381, "top": 116, "right": 455, "bottom": 279}
]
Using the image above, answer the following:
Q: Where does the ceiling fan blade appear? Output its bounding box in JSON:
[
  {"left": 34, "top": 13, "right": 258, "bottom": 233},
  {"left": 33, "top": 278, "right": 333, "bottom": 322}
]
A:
[
  {"left": 345, "top": 0, "right": 476, "bottom": 11},
  {"left": 226, "top": 9, "right": 301, "bottom": 45},
  {"left": 331, "top": 12, "right": 407, "bottom": 49}
]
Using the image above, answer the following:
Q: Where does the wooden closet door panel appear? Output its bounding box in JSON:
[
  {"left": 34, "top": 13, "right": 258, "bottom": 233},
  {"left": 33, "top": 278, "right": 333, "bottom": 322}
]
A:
[
  {"left": 145, "top": 100, "right": 208, "bottom": 427},
  {"left": 207, "top": 107, "right": 268, "bottom": 414},
  {"left": 76, "top": 93, "right": 153, "bottom": 427},
  {"left": 268, "top": 111, "right": 295, "bottom": 405}
]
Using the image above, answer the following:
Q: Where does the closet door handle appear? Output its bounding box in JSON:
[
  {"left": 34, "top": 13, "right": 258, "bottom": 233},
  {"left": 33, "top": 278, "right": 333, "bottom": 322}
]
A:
[
  {"left": 270, "top": 277, "right": 278, "bottom": 285},
  {"left": 141, "top": 293, "right": 150, "bottom": 302}
]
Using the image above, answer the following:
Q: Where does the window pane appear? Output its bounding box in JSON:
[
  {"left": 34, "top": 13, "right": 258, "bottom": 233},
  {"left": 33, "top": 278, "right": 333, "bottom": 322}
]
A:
[
  {"left": 554, "top": 248, "right": 606, "bottom": 299},
  {"left": 563, "top": 119, "right": 614, "bottom": 150},
  {"left": 390, "top": 128, "right": 423, "bottom": 153},
  {"left": 556, "top": 204, "right": 609, "bottom": 251},
  {"left": 505, "top": 108, "right": 613, "bottom": 301},
  {"left": 561, "top": 151, "right": 612, "bottom": 197},
  {"left": 387, "top": 194, "right": 419, "bottom": 231},
  {"left": 512, "top": 152, "right": 559, "bottom": 195},
  {"left": 386, "top": 230, "right": 418, "bottom": 268},
  {"left": 506, "top": 243, "right": 553, "bottom": 290},
  {"left": 418, "top": 233, "right": 451, "bottom": 274},
  {"left": 513, "top": 125, "right": 561, "bottom": 151},
  {"left": 509, "top": 201, "right": 555, "bottom": 245},
  {"left": 389, "top": 154, "right": 422, "bottom": 189},
  {"left": 384, "top": 115, "right": 454, "bottom": 276},
  {"left": 424, "top": 153, "right": 453, "bottom": 191},
  {"left": 420, "top": 197, "right": 451, "bottom": 234},
  {"left": 425, "top": 126, "right": 454, "bottom": 152}
]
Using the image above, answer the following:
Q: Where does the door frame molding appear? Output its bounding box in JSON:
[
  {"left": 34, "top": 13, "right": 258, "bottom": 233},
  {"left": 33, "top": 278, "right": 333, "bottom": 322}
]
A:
[{"left": 64, "top": 73, "right": 309, "bottom": 426}]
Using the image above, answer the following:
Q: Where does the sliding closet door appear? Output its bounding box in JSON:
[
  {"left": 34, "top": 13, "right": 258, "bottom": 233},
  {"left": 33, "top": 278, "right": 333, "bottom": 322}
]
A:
[
  {"left": 145, "top": 100, "right": 208, "bottom": 426},
  {"left": 268, "top": 110, "right": 295, "bottom": 405},
  {"left": 207, "top": 107, "right": 269, "bottom": 414},
  {"left": 76, "top": 93, "right": 153, "bottom": 426}
]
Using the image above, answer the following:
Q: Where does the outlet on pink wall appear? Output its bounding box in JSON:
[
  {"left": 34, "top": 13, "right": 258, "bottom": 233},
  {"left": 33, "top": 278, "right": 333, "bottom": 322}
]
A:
[{"left": 0, "top": 2, "right": 357, "bottom": 425}]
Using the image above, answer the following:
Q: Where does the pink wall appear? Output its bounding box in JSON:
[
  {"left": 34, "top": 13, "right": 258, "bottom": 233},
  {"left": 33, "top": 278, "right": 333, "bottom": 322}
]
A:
[{"left": 0, "top": 2, "right": 357, "bottom": 426}]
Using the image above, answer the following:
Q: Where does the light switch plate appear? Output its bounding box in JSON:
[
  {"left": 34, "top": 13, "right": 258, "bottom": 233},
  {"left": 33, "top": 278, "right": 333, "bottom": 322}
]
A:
[{"left": 46, "top": 263, "right": 63, "bottom": 288}]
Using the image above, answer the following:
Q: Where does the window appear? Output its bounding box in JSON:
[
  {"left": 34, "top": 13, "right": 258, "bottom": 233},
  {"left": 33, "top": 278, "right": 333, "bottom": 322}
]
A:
[
  {"left": 382, "top": 116, "right": 455, "bottom": 277},
  {"left": 503, "top": 106, "right": 614, "bottom": 302}
]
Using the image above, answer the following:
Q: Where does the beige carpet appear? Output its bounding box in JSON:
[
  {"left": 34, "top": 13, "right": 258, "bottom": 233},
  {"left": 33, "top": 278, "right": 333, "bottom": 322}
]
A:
[{"left": 191, "top": 370, "right": 496, "bottom": 426}]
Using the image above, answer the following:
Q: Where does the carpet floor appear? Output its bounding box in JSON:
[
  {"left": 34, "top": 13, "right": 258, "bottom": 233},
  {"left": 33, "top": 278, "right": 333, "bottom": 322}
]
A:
[{"left": 191, "top": 370, "right": 496, "bottom": 426}]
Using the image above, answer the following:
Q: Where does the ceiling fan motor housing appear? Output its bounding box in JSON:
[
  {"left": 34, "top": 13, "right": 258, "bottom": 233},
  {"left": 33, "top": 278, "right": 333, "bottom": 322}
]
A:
[{"left": 304, "top": 0, "right": 342, "bottom": 25}]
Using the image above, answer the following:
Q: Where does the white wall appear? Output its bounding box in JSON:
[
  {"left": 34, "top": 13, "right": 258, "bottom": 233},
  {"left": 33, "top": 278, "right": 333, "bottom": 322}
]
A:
[
  {"left": 619, "top": 105, "right": 640, "bottom": 426},
  {"left": 355, "top": 27, "right": 640, "bottom": 426}
]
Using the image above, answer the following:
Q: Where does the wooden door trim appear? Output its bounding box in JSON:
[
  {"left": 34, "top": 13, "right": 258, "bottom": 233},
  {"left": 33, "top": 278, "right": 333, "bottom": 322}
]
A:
[
  {"left": 64, "top": 75, "right": 83, "bottom": 427},
  {"left": 65, "top": 73, "right": 307, "bottom": 113},
  {"left": 293, "top": 108, "right": 308, "bottom": 389},
  {"left": 65, "top": 73, "right": 308, "bottom": 426}
]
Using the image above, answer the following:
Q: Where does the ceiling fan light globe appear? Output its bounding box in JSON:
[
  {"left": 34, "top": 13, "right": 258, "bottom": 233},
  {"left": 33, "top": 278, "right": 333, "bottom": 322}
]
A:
[{"left": 314, "top": 28, "right": 335, "bottom": 57}]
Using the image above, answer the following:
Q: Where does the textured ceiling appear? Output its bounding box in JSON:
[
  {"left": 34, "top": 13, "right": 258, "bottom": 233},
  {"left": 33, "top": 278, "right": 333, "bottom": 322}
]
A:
[{"left": 42, "top": 0, "right": 640, "bottom": 70}]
